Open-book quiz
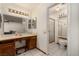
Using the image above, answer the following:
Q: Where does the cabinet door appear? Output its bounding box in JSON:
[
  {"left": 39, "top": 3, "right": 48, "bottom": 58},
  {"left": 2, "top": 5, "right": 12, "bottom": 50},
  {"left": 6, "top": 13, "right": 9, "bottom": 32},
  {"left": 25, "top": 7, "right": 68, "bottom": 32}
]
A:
[
  {"left": 28, "top": 36, "right": 37, "bottom": 49},
  {"left": 0, "top": 42, "right": 16, "bottom": 56}
]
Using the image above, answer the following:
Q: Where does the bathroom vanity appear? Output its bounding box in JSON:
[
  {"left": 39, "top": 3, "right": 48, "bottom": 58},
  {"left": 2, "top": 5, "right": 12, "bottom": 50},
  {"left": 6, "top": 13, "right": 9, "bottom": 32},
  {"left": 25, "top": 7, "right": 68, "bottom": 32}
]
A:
[
  {"left": 0, "top": 4, "right": 37, "bottom": 56},
  {"left": 0, "top": 34, "right": 37, "bottom": 56},
  {"left": 0, "top": 14, "right": 37, "bottom": 56}
]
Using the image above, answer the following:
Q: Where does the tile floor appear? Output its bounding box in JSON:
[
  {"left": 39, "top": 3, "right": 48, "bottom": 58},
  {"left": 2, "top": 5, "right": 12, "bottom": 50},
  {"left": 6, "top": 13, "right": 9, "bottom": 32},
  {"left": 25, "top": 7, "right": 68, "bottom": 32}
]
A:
[{"left": 18, "top": 42, "right": 67, "bottom": 56}]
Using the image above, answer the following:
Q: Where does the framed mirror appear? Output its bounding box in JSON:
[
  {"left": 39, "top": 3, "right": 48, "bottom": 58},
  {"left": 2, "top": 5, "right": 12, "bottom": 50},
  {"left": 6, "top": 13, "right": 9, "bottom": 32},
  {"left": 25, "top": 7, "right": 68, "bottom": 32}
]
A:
[{"left": 3, "top": 14, "right": 27, "bottom": 35}]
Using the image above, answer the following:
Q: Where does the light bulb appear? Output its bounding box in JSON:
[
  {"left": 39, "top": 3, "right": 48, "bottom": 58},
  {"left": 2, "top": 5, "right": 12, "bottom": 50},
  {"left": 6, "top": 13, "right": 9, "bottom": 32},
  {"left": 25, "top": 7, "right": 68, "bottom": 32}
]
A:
[{"left": 56, "top": 7, "right": 60, "bottom": 11}]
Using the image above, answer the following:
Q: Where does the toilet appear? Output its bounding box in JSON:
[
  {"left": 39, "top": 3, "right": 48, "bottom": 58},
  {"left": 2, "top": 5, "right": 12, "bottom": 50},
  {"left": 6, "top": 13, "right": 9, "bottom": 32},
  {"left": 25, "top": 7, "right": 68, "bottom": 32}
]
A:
[{"left": 58, "top": 38, "right": 67, "bottom": 48}]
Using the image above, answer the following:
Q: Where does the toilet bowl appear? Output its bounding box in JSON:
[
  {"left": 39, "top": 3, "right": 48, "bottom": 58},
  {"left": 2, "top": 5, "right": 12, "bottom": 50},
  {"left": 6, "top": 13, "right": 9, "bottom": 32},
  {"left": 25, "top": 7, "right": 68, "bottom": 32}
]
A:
[{"left": 58, "top": 38, "right": 67, "bottom": 48}]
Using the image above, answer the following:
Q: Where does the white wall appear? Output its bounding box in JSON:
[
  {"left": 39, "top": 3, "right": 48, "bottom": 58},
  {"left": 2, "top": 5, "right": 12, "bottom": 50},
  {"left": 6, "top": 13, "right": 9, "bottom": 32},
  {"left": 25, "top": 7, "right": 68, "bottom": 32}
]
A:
[
  {"left": 31, "top": 4, "right": 53, "bottom": 53},
  {"left": 68, "top": 4, "right": 79, "bottom": 56}
]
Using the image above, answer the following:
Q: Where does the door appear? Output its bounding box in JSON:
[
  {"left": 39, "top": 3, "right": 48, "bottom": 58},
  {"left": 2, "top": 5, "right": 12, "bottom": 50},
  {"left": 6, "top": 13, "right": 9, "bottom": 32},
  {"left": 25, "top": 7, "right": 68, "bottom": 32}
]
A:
[{"left": 49, "top": 19, "right": 55, "bottom": 43}]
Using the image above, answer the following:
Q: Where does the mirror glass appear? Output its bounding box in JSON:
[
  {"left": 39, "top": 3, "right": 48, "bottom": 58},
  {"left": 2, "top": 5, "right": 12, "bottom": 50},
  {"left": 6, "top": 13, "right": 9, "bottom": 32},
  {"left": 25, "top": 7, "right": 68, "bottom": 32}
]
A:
[{"left": 3, "top": 14, "right": 27, "bottom": 35}]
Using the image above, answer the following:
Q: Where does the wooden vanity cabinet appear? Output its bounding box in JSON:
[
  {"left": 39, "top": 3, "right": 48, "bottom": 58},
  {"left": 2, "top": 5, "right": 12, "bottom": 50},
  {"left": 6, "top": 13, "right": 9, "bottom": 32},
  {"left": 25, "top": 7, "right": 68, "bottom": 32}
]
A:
[
  {"left": 27, "top": 36, "right": 37, "bottom": 49},
  {"left": 0, "top": 41, "right": 16, "bottom": 56},
  {"left": 0, "top": 36, "right": 37, "bottom": 56}
]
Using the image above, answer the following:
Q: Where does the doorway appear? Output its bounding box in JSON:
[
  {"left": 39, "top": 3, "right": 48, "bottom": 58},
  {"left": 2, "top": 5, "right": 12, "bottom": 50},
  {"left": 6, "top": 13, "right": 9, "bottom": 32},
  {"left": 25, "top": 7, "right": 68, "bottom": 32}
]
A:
[{"left": 48, "top": 3, "right": 68, "bottom": 56}]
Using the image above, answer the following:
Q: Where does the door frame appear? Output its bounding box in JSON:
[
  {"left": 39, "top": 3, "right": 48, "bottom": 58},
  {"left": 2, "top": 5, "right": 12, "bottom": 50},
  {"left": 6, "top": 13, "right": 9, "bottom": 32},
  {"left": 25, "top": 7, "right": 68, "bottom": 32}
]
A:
[{"left": 47, "top": 3, "right": 69, "bottom": 56}]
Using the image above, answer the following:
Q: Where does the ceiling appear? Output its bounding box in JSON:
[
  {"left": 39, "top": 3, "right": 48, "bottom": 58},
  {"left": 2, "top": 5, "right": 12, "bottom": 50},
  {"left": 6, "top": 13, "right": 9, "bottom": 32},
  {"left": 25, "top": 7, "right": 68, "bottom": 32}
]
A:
[
  {"left": 1, "top": 3, "right": 53, "bottom": 13},
  {"left": 15, "top": 3, "right": 41, "bottom": 12},
  {"left": 49, "top": 3, "right": 67, "bottom": 15}
]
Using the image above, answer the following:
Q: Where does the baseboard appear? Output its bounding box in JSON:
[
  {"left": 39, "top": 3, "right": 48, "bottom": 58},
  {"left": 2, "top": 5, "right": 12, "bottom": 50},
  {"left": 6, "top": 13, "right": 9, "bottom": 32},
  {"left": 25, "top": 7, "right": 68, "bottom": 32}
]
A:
[{"left": 36, "top": 48, "right": 47, "bottom": 54}]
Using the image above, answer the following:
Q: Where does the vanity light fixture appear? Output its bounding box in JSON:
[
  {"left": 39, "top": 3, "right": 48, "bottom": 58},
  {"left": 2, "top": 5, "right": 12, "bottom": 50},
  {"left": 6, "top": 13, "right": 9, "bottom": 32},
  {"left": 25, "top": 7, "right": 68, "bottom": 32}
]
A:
[{"left": 8, "top": 8, "right": 29, "bottom": 16}]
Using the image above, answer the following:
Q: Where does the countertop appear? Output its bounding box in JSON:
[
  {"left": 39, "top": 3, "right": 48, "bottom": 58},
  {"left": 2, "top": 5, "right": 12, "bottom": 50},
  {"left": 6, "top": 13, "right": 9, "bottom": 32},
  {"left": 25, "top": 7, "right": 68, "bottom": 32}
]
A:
[{"left": 0, "top": 33, "right": 37, "bottom": 41}]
